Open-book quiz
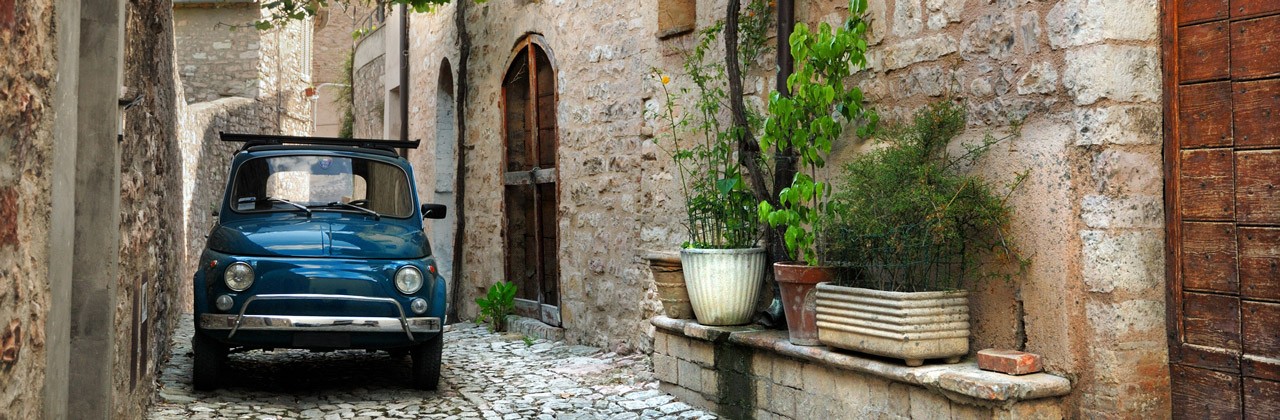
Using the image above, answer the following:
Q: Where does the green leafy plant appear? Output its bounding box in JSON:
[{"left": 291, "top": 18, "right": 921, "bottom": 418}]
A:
[
  {"left": 822, "top": 101, "right": 1029, "bottom": 292},
  {"left": 758, "top": 0, "right": 878, "bottom": 265},
  {"left": 475, "top": 281, "right": 516, "bottom": 332},
  {"left": 337, "top": 48, "right": 356, "bottom": 139},
  {"left": 651, "top": 16, "right": 770, "bottom": 250},
  {"left": 522, "top": 335, "right": 535, "bottom": 347}
]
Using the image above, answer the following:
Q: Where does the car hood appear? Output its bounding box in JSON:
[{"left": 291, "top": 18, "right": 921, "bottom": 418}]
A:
[{"left": 207, "top": 219, "right": 428, "bottom": 259}]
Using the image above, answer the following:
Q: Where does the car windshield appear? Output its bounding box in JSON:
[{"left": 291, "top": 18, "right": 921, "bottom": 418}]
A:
[{"left": 229, "top": 155, "right": 414, "bottom": 218}]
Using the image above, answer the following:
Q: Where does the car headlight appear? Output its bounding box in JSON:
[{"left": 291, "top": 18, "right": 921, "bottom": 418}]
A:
[
  {"left": 224, "top": 262, "right": 254, "bottom": 291},
  {"left": 394, "top": 266, "right": 423, "bottom": 294}
]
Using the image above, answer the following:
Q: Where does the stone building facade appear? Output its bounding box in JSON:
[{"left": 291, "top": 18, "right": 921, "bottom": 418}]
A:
[
  {"left": 348, "top": 0, "right": 1265, "bottom": 417},
  {"left": 173, "top": 0, "right": 314, "bottom": 136},
  {"left": 311, "top": 3, "right": 372, "bottom": 137},
  {"left": 1, "top": 0, "right": 186, "bottom": 417}
]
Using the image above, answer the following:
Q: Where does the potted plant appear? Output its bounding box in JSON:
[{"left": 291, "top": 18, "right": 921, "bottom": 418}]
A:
[
  {"left": 644, "top": 251, "right": 694, "bottom": 319},
  {"left": 651, "top": 26, "right": 764, "bottom": 326},
  {"left": 815, "top": 101, "right": 1027, "bottom": 366},
  {"left": 758, "top": 0, "right": 876, "bottom": 345}
]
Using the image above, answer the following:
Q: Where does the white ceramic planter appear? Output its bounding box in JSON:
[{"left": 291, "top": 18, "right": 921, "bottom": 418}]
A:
[
  {"left": 680, "top": 247, "right": 766, "bottom": 326},
  {"left": 815, "top": 284, "right": 969, "bottom": 366}
]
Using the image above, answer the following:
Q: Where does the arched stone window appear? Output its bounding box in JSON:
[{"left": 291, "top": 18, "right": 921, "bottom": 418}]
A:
[{"left": 430, "top": 59, "right": 457, "bottom": 289}]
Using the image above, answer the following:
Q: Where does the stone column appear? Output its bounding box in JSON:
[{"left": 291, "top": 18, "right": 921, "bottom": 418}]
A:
[
  {"left": 43, "top": 0, "right": 81, "bottom": 416},
  {"left": 68, "top": 0, "right": 126, "bottom": 417}
]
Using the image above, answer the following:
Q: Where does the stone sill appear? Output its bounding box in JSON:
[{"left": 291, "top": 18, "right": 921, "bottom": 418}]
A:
[{"left": 652, "top": 316, "right": 1072, "bottom": 405}]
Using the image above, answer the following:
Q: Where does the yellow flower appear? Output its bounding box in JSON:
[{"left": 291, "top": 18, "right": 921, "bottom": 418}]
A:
[{"left": 661, "top": 75, "right": 671, "bottom": 85}]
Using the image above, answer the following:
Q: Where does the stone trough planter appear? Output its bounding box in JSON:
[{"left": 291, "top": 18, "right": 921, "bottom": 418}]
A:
[{"left": 815, "top": 284, "right": 969, "bottom": 366}]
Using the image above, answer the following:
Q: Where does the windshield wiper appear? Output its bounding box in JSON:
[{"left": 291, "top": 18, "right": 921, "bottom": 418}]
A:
[
  {"left": 320, "top": 202, "right": 381, "bottom": 220},
  {"left": 261, "top": 197, "right": 311, "bottom": 218}
]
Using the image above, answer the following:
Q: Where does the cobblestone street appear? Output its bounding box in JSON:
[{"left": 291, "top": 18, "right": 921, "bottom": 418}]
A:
[{"left": 146, "top": 316, "right": 717, "bottom": 420}]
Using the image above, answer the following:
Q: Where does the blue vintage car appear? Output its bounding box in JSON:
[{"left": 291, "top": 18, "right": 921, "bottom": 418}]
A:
[{"left": 192, "top": 133, "right": 447, "bottom": 390}]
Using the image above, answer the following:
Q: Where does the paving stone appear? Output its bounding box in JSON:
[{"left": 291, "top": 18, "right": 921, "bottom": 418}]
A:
[{"left": 144, "top": 314, "right": 715, "bottom": 419}]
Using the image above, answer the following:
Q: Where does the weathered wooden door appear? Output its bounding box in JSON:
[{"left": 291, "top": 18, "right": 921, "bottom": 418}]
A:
[
  {"left": 501, "top": 36, "right": 561, "bottom": 326},
  {"left": 1165, "top": 1, "right": 1280, "bottom": 417}
]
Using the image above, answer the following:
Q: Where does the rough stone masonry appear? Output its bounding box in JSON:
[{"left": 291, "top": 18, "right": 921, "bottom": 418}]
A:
[{"left": 370, "top": 0, "right": 1169, "bottom": 417}]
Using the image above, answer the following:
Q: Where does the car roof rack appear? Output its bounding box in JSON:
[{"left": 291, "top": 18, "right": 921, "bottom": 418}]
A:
[{"left": 220, "top": 132, "right": 420, "bottom": 153}]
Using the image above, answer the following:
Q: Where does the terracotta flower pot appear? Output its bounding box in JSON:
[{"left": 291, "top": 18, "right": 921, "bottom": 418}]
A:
[
  {"left": 773, "top": 262, "right": 834, "bottom": 346},
  {"left": 816, "top": 284, "right": 969, "bottom": 366},
  {"left": 680, "top": 247, "right": 766, "bottom": 326},
  {"left": 645, "top": 252, "right": 694, "bottom": 319}
]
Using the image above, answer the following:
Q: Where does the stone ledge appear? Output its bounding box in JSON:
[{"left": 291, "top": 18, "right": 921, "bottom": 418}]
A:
[
  {"left": 506, "top": 315, "right": 565, "bottom": 342},
  {"left": 652, "top": 316, "right": 1071, "bottom": 405}
]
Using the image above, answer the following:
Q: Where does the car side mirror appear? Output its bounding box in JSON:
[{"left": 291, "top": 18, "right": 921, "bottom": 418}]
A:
[{"left": 421, "top": 203, "right": 447, "bottom": 219}]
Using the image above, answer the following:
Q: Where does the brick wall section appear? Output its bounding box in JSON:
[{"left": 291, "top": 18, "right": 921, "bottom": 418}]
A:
[
  {"left": 0, "top": 0, "right": 57, "bottom": 417},
  {"left": 653, "top": 329, "right": 1067, "bottom": 419}
]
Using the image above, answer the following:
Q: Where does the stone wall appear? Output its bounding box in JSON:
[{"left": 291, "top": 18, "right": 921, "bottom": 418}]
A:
[
  {"left": 113, "top": 0, "right": 187, "bottom": 417},
  {"left": 653, "top": 318, "right": 1071, "bottom": 419},
  {"left": 255, "top": 7, "right": 314, "bottom": 136},
  {"left": 173, "top": 2, "right": 313, "bottom": 136},
  {"left": 352, "top": 38, "right": 385, "bottom": 139},
  {"left": 812, "top": 0, "right": 1168, "bottom": 417},
  {"left": 174, "top": 5, "right": 262, "bottom": 103},
  {"left": 177, "top": 97, "right": 269, "bottom": 312},
  {"left": 312, "top": 4, "right": 370, "bottom": 137},
  {"left": 1, "top": 0, "right": 186, "bottom": 416},
  {"left": 0, "top": 0, "right": 57, "bottom": 417}
]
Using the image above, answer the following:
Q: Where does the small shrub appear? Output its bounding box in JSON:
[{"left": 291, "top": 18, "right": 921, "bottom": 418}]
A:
[
  {"left": 822, "top": 101, "right": 1027, "bottom": 292},
  {"left": 475, "top": 281, "right": 517, "bottom": 332}
]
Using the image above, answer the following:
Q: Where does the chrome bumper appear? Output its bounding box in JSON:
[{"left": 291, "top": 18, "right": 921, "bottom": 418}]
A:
[{"left": 199, "top": 294, "right": 441, "bottom": 340}]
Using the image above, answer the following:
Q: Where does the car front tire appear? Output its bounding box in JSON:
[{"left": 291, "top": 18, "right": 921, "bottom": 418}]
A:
[
  {"left": 192, "top": 331, "right": 226, "bottom": 391},
  {"left": 411, "top": 333, "right": 443, "bottom": 390}
]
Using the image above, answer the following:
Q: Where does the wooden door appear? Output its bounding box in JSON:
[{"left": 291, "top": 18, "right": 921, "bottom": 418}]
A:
[
  {"left": 1165, "top": 1, "right": 1280, "bottom": 417},
  {"left": 501, "top": 36, "right": 561, "bottom": 326}
]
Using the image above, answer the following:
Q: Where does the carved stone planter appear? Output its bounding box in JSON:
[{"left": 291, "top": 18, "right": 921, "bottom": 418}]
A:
[
  {"left": 680, "top": 247, "right": 766, "bottom": 326},
  {"left": 815, "top": 284, "right": 969, "bottom": 366}
]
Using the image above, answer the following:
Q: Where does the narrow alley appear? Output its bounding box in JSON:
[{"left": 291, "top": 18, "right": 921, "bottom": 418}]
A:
[
  {"left": 147, "top": 315, "right": 716, "bottom": 420},
  {"left": 5, "top": 0, "right": 1278, "bottom": 417}
]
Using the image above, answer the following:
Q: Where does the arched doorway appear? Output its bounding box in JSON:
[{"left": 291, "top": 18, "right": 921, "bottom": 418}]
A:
[
  {"left": 501, "top": 35, "right": 561, "bottom": 326},
  {"left": 432, "top": 59, "right": 458, "bottom": 295}
]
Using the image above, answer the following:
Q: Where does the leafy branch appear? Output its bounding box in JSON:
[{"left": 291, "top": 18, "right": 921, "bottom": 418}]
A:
[{"left": 757, "top": 0, "right": 877, "bottom": 265}]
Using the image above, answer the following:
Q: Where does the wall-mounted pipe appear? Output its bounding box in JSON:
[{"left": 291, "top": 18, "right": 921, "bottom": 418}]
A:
[{"left": 399, "top": 3, "right": 409, "bottom": 141}]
